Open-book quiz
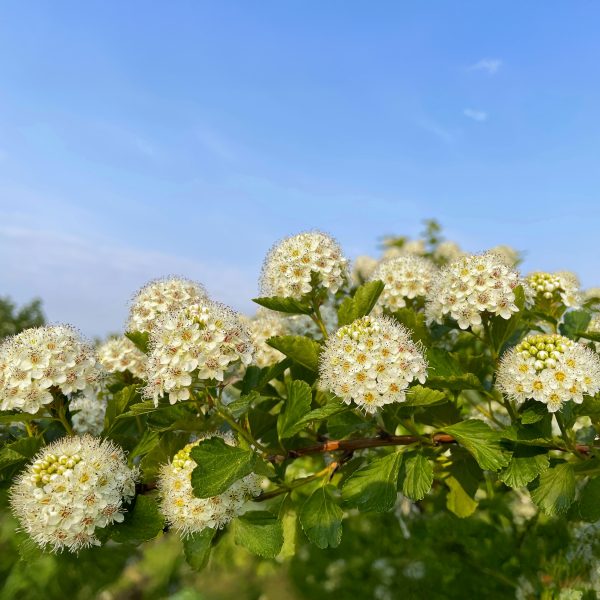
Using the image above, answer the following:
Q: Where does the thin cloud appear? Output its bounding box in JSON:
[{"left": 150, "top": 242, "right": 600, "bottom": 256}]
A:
[
  {"left": 468, "top": 58, "right": 503, "bottom": 74},
  {"left": 463, "top": 109, "right": 488, "bottom": 122},
  {"left": 417, "top": 118, "right": 455, "bottom": 143}
]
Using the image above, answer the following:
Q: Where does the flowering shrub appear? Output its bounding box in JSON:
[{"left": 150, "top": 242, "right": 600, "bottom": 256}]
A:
[{"left": 3, "top": 221, "right": 600, "bottom": 599}]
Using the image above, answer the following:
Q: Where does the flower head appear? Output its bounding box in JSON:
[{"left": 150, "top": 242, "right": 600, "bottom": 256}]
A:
[
  {"left": 71, "top": 389, "right": 106, "bottom": 436},
  {"left": 433, "top": 241, "right": 464, "bottom": 264},
  {"left": 157, "top": 434, "right": 262, "bottom": 536},
  {"left": 425, "top": 252, "right": 520, "bottom": 329},
  {"left": 490, "top": 245, "right": 521, "bottom": 267},
  {"left": 260, "top": 231, "right": 348, "bottom": 299},
  {"left": 370, "top": 256, "right": 438, "bottom": 312},
  {"left": 128, "top": 277, "right": 207, "bottom": 334},
  {"left": 98, "top": 336, "right": 146, "bottom": 379},
  {"left": 0, "top": 326, "right": 101, "bottom": 414},
  {"left": 496, "top": 333, "right": 600, "bottom": 412},
  {"left": 525, "top": 271, "right": 580, "bottom": 309},
  {"left": 352, "top": 255, "right": 378, "bottom": 285},
  {"left": 319, "top": 315, "right": 427, "bottom": 413},
  {"left": 144, "top": 300, "right": 253, "bottom": 405},
  {"left": 382, "top": 239, "right": 426, "bottom": 259},
  {"left": 245, "top": 310, "right": 287, "bottom": 368},
  {"left": 10, "top": 435, "right": 137, "bottom": 552}
]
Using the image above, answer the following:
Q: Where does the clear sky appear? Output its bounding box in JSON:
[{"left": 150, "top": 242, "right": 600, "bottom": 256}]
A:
[{"left": 1, "top": 1, "right": 599, "bottom": 337}]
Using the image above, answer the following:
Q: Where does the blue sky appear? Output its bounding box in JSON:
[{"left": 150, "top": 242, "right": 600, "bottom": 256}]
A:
[{"left": 1, "top": 1, "right": 599, "bottom": 337}]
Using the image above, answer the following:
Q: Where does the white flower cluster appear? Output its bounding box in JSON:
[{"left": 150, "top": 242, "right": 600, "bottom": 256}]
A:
[
  {"left": 260, "top": 231, "right": 348, "bottom": 299},
  {"left": 496, "top": 334, "right": 600, "bottom": 412},
  {"left": 525, "top": 271, "right": 580, "bottom": 308},
  {"left": 98, "top": 336, "right": 147, "bottom": 379},
  {"left": 382, "top": 239, "right": 426, "bottom": 259},
  {"left": 157, "top": 435, "right": 262, "bottom": 536},
  {"left": 352, "top": 255, "right": 378, "bottom": 285},
  {"left": 245, "top": 311, "right": 287, "bottom": 368},
  {"left": 144, "top": 301, "right": 254, "bottom": 405},
  {"left": 128, "top": 277, "right": 207, "bottom": 333},
  {"left": 433, "top": 241, "right": 463, "bottom": 264},
  {"left": 319, "top": 315, "right": 427, "bottom": 413},
  {"left": 425, "top": 252, "right": 520, "bottom": 329},
  {"left": 490, "top": 245, "right": 521, "bottom": 267},
  {"left": 9, "top": 435, "right": 137, "bottom": 552},
  {"left": 0, "top": 326, "right": 101, "bottom": 414},
  {"left": 71, "top": 390, "right": 106, "bottom": 436},
  {"left": 370, "top": 256, "right": 438, "bottom": 312}
]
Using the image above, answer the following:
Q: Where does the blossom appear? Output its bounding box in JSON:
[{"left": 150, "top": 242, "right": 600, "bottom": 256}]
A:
[
  {"left": 352, "top": 255, "right": 378, "bottom": 285},
  {"left": 490, "top": 245, "right": 521, "bottom": 267},
  {"left": 98, "top": 336, "right": 146, "bottom": 379},
  {"left": 319, "top": 315, "right": 427, "bottom": 413},
  {"left": 370, "top": 256, "right": 438, "bottom": 312},
  {"left": 144, "top": 300, "right": 254, "bottom": 405},
  {"left": 0, "top": 326, "right": 101, "bottom": 414},
  {"left": 128, "top": 277, "right": 207, "bottom": 334},
  {"left": 245, "top": 310, "right": 287, "bottom": 368},
  {"left": 496, "top": 333, "right": 600, "bottom": 412},
  {"left": 157, "top": 434, "right": 262, "bottom": 536},
  {"left": 71, "top": 389, "right": 106, "bottom": 436},
  {"left": 433, "top": 241, "right": 464, "bottom": 264},
  {"left": 382, "top": 239, "right": 426, "bottom": 259},
  {"left": 260, "top": 231, "right": 349, "bottom": 299},
  {"left": 9, "top": 435, "right": 137, "bottom": 552},
  {"left": 525, "top": 271, "right": 580, "bottom": 308},
  {"left": 425, "top": 252, "right": 520, "bottom": 329}
]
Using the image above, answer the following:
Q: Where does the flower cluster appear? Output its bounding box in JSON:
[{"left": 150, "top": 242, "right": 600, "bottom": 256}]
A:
[
  {"left": 382, "top": 239, "right": 426, "bottom": 259},
  {"left": 0, "top": 326, "right": 101, "bottom": 414},
  {"left": 370, "top": 256, "right": 438, "bottom": 312},
  {"left": 157, "top": 434, "right": 262, "bottom": 536},
  {"left": 319, "top": 315, "right": 427, "bottom": 413},
  {"left": 144, "top": 301, "right": 254, "bottom": 404},
  {"left": 245, "top": 311, "right": 287, "bottom": 367},
  {"left": 490, "top": 245, "right": 521, "bottom": 267},
  {"left": 425, "top": 252, "right": 520, "bottom": 329},
  {"left": 98, "top": 336, "right": 147, "bottom": 379},
  {"left": 433, "top": 241, "right": 464, "bottom": 264},
  {"left": 496, "top": 334, "right": 600, "bottom": 411},
  {"left": 260, "top": 231, "right": 348, "bottom": 299},
  {"left": 71, "top": 390, "right": 106, "bottom": 436},
  {"left": 352, "top": 255, "right": 378, "bottom": 285},
  {"left": 128, "top": 277, "right": 207, "bottom": 334},
  {"left": 525, "top": 271, "right": 580, "bottom": 308},
  {"left": 9, "top": 435, "right": 137, "bottom": 552}
]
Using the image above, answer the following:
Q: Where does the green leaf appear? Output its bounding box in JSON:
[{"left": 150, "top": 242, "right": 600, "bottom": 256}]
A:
[
  {"left": 519, "top": 400, "right": 547, "bottom": 425},
  {"left": 234, "top": 511, "right": 284, "bottom": 558},
  {"left": 190, "top": 437, "right": 257, "bottom": 498},
  {"left": 531, "top": 462, "right": 576, "bottom": 515},
  {"left": 499, "top": 446, "right": 549, "bottom": 488},
  {"left": 252, "top": 296, "right": 312, "bottom": 315},
  {"left": 139, "top": 432, "right": 189, "bottom": 483},
  {"left": 426, "top": 349, "right": 483, "bottom": 391},
  {"left": 110, "top": 495, "right": 164, "bottom": 544},
  {"left": 125, "top": 331, "right": 150, "bottom": 353},
  {"left": 342, "top": 452, "right": 403, "bottom": 512},
  {"left": 571, "top": 476, "right": 600, "bottom": 522},
  {"left": 278, "top": 380, "right": 312, "bottom": 439},
  {"left": 404, "top": 386, "right": 447, "bottom": 407},
  {"left": 576, "top": 331, "right": 600, "bottom": 343},
  {"left": 183, "top": 529, "right": 215, "bottom": 571},
  {"left": 296, "top": 399, "right": 349, "bottom": 427},
  {"left": 445, "top": 455, "right": 481, "bottom": 518},
  {"left": 104, "top": 384, "right": 140, "bottom": 430},
  {"left": 0, "top": 436, "right": 43, "bottom": 471},
  {"left": 442, "top": 420, "right": 510, "bottom": 471},
  {"left": 402, "top": 453, "right": 434, "bottom": 500},
  {"left": 488, "top": 285, "right": 525, "bottom": 351},
  {"left": 267, "top": 335, "right": 321, "bottom": 372},
  {"left": 129, "top": 430, "right": 160, "bottom": 462},
  {"left": 337, "top": 280, "right": 385, "bottom": 327},
  {"left": 0, "top": 412, "right": 42, "bottom": 424},
  {"left": 299, "top": 485, "right": 343, "bottom": 549},
  {"left": 390, "top": 307, "right": 431, "bottom": 345},
  {"left": 560, "top": 309, "right": 592, "bottom": 340}
]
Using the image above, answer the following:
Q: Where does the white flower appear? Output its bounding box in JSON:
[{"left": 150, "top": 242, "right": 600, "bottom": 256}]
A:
[
  {"left": 525, "top": 271, "right": 581, "bottom": 308},
  {"left": 128, "top": 277, "right": 207, "bottom": 334},
  {"left": 319, "top": 315, "right": 427, "bottom": 413},
  {"left": 352, "top": 255, "right": 378, "bottom": 285},
  {"left": 370, "top": 256, "right": 438, "bottom": 312},
  {"left": 583, "top": 288, "right": 600, "bottom": 303},
  {"left": 9, "top": 435, "right": 137, "bottom": 552},
  {"left": 98, "top": 336, "right": 146, "bottom": 379},
  {"left": 496, "top": 334, "right": 600, "bottom": 412},
  {"left": 71, "top": 389, "right": 106, "bottom": 436},
  {"left": 425, "top": 252, "right": 521, "bottom": 329},
  {"left": 433, "top": 241, "right": 464, "bottom": 264},
  {"left": 260, "top": 231, "right": 349, "bottom": 300},
  {"left": 0, "top": 326, "right": 101, "bottom": 414},
  {"left": 157, "top": 434, "right": 262, "bottom": 536},
  {"left": 144, "top": 300, "right": 254, "bottom": 405},
  {"left": 489, "top": 245, "right": 521, "bottom": 267},
  {"left": 382, "top": 239, "right": 426, "bottom": 259},
  {"left": 245, "top": 311, "right": 287, "bottom": 368}
]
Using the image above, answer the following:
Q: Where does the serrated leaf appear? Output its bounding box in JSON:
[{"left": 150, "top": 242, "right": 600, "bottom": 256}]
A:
[
  {"left": 267, "top": 335, "right": 321, "bottom": 372},
  {"left": 531, "top": 462, "right": 576, "bottom": 516},
  {"left": 445, "top": 455, "right": 481, "bottom": 518},
  {"left": 0, "top": 412, "right": 42, "bottom": 424},
  {"left": 404, "top": 386, "right": 447, "bottom": 407},
  {"left": 252, "top": 296, "right": 312, "bottom": 315},
  {"left": 296, "top": 400, "right": 349, "bottom": 427},
  {"left": 299, "top": 485, "right": 343, "bottom": 549},
  {"left": 110, "top": 495, "right": 164, "bottom": 543},
  {"left": 139, "top": 432, "right": 189, "bottom": 483},
  {"left": 337, "top": 280, "right": 385, "bottom": 327},
  {"left": 278, "top": 380, "right": 312, "bottom": 439},
  {"left": 0, "top": 436, "right": 43, "bottom": 471},
  {"left": 442, "top": 420, "right": 510, "bottom": 471},
  {"left": 190, "top": 437, "right": 257, "bottom": 498},
  {"left": 519, "top": 400, "right": 547, "bottom": 425},
  {"left": 488, "top": 285, "right": 525, "bottom": 351},
  {"left": 426, "top": 349, "right": 483, "bottom": 390},
  {"left": 402, "top": 454, "right": 433, "bottom": 500},
  {"left": 560, "top": 309, "right": 592, "bottom": 340},
  {"left": 499, "top": 446, "right": 549, "bottom": 488},
  {"left": 104, "top": 384, "right": 140, "bottom": 430},
  {"left": 125, "top": 331, "right": 150, "bottom": 353},
  {"left": 234, "top": 511, "right": 284, "bottom": 558},
  {"left": 571, "top": 476, "right": 600, "bottom": 522},
  {"left": 342, "top": 452, "right": 402, "bottom": 512},
  {"left": 390, "top": 307, "right": 431, "bottom": 345},
  {"left": 183, "top": 529, "right": 215, "bottom": 571}
]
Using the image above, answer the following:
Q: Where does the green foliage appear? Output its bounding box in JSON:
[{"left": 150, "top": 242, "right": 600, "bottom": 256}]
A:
[
  {"left": 182, "top": 528, "right": 215, "bottom": 571},
  {"left": 401, "top": 453, "right": 433, "bottom": 500},
  {"left": 299, "top": 485, "right": 343, "bottom": 549},
  {"left": 337, "top": 280, "right": 384, "bottom": 326},
  {"left": 252, "top": 296, "right": 313, "bottom": 315},
  {"left": 110, "top": 495, "right": 164, "bottom": 544},
  {"left": 266, "top": 335, "right": 321, "bottom": 372},
  {"left": 531, "top": 462, "right": 576, "bottom": 515},
  {"left": 234, "top": 511, "right": 284, "bottom": 558},
  {"left": 0, "top": 296, "right": 44, "bottom": 340},
  {"left": 277, "top": 380, "right": 313, "bottom": 440}
]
